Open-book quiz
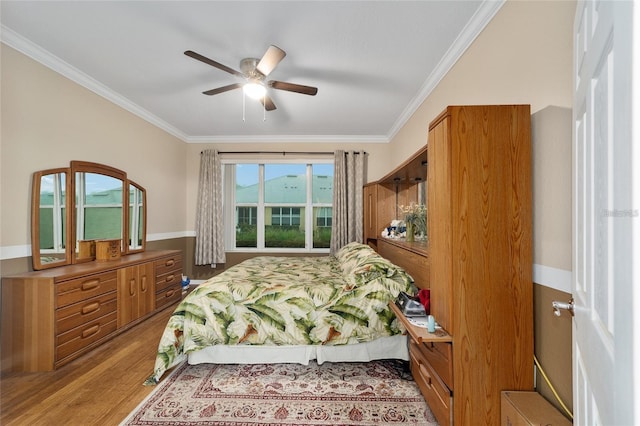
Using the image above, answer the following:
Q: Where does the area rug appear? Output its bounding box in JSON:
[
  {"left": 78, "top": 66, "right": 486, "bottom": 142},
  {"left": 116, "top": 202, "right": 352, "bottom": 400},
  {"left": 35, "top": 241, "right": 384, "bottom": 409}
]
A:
[{"left": 121, "top": 360, "right": 438, "bottom": 425}]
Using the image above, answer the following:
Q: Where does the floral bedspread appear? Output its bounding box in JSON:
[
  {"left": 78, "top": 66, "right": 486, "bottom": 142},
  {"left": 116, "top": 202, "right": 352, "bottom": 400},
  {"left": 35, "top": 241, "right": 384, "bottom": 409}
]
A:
[{"left": 145, "top": 242, "right": 414, "bottom": 385}]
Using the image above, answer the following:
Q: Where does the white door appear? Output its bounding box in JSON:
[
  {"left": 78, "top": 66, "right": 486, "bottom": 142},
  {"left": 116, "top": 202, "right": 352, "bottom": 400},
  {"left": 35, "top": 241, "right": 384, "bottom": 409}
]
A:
[{"left": 573, "top": 1, "right": 638, "bottom": 425}]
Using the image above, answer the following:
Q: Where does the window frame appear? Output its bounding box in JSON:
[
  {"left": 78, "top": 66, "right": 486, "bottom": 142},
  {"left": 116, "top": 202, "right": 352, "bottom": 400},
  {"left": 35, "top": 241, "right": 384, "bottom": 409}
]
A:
[{"left": 222, "top": 157, "right": 333, "bottom": 253}]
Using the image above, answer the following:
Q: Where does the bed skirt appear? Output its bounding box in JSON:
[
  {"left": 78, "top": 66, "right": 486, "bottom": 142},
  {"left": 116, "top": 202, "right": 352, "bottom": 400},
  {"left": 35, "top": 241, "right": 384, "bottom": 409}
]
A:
[{"left": 188, "top": 334, "right": 409, "bottom": 366}]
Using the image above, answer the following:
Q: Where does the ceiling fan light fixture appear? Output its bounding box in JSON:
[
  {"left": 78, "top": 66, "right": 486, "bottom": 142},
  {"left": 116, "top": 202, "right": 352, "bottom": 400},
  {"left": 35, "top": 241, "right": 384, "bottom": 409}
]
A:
[{"left": 243, "top": 81, "right": 266, "bottom": 100}]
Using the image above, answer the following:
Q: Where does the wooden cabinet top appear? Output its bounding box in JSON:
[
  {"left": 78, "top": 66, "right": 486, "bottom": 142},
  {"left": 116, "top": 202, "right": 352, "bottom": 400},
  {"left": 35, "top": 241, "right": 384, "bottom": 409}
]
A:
[{"left": 3, "top": 250, "right": 181, "bottom": 281}]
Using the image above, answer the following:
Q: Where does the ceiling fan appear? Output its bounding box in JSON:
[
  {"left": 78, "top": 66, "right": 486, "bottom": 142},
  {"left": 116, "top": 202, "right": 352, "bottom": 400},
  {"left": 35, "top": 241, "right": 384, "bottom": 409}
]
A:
[{"left": 184, "top": 45, "right": 318, "bottom": 111}]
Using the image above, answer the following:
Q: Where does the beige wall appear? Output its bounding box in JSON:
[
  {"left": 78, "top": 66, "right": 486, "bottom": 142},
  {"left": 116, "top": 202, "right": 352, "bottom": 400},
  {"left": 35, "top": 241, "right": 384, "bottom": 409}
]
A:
[
  {"left": 532, "top": 106, "right": 573, "bottom": 271},
  {"left": 386, "top": 0, "right": 574, "bottom": 170},
  {"left": 1, "top": 45, "right": 187, "bottom": 252}
]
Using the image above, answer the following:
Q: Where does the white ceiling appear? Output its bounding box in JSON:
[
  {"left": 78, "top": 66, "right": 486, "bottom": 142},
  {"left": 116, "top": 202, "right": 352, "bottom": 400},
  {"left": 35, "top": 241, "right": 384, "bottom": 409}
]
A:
[{"left": 1, "top": 1, "right": 502, "bottom": 143}]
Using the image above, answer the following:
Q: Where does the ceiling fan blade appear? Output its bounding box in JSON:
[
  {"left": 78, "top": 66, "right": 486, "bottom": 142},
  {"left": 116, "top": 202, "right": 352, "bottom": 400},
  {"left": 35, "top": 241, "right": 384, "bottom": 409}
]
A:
[
  {"left": 256, "top": 45, "right": 286, "bottom": 76},
  {"left": 202, "top": 83, "right": 243, "bottom": 96},
  {"left": 184, "top": 50, "right": 243, "bottom": 77},
  {"left": 269, "top": 80, "right": 318, "bottom": 96},
  {"left": 260, "top": 95, "right": 277, "bottom": 111}
]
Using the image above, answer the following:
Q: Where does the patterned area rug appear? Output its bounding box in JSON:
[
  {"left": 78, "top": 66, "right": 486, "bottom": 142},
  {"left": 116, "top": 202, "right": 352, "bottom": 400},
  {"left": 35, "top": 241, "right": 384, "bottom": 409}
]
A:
[{"left": 121, "top": 360, "right": 438, "bottom": 425}]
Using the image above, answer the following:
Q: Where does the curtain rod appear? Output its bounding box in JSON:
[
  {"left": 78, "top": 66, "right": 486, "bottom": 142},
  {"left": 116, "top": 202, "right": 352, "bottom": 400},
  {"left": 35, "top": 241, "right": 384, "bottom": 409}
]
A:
[{"left": 201, "top": 151, "right": 366, "bottom": 155}]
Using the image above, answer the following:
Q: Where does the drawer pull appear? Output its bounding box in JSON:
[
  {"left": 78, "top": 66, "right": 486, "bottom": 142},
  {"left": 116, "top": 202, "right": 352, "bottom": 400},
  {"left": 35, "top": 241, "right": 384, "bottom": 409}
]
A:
[
  {"left": 82, "top": 324, "right": 100, "bottom": 339},
  {"left": 165, "top": 259, "right": 175, "bottom": 267},
  {"left": 141, "top": 276, "right": 148, "bottom": 292},
  {"left": 81, "top": 302, "right": 100, "bottom": 315},
  {"left": 165, "top": 274, "right": 175, "bottom": 283},
  {"left": 81, "top": 279, "right": 100, "bottom": 291},
  {"left": 165, "top": 289, "right": 176, "bottom": 298}
]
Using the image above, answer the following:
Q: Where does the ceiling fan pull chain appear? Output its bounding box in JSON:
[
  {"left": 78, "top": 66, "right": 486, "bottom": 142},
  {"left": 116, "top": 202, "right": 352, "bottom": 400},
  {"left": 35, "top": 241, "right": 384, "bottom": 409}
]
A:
[
  {"left": 263, "top": 95, "right": 266, "bottom": 122},
  {"left": 242, "top": 91, "right": 246, "bottom": 122}
]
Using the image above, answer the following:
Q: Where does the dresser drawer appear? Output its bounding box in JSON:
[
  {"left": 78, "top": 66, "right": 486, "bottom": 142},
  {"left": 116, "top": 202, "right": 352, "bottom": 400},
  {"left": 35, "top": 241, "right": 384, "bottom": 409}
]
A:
[
  {"left": 56, "top": 311, "right": 117, "bottom": 361},
  {"left": 156, "top": 269, "right": 181, "bottom": 293},
  {"left": 56, "top": 292, "right": 117, "bottom": 334},
  {"left": 56, "top": 271, "right": 117, "bottom": 308},
  {"left": 155, "top": 285, "right": 182, "bottom": 310},
  {"left": 410, "top": 342, "right": 452, "bottom": 426},
  {"left": 412, "top": 340, "right": 453, "bottom": 390},
  {"left": 155, "top": 255, "right": 183, "bottom": 277}
]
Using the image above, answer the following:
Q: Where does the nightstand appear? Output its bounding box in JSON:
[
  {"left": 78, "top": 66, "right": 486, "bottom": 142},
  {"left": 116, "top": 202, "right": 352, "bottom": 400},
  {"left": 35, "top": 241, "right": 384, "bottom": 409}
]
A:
[{"left": 390, "top": 302, "right": 453, "bottom": 425}]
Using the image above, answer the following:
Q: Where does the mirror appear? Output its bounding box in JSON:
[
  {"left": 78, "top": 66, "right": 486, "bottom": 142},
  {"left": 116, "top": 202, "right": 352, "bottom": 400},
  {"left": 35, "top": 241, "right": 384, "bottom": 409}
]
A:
[
  {"left": 127, "top": 181, "right": 146, "bottom": 253},
  {"left": 31, "top": 168, "right": 72, "bottom": 270},
  {"left": 30, "top": 161, "right": 147, "bottom": 270},
  {"left": 73, "top": 165, "right": 125, "bottom": 261}
]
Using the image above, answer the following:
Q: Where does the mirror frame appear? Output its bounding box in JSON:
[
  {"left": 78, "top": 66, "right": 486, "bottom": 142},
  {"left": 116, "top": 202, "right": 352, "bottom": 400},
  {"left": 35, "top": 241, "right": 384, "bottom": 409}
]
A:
[
  {"left": 31, "top": 167, "right": 73, "bottom": 270},
  {"left": 30, "top": 161, "right": 147, "bottom": 270},
  {"left": 70, "top": 161, "right": 127, "bottom": 263},
  {"left": 126, "top": 180, "right": 147, "bottom": 254}
]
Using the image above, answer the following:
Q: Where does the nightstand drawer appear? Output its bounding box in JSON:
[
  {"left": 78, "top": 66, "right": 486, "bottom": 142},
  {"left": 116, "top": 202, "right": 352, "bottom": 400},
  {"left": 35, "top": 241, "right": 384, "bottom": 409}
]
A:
[
  {"left": 412, "top": 339, "right": 453, "bottom": 390},
  {"left": 410, "top": 342, "right": 452, "bottom": 426}
]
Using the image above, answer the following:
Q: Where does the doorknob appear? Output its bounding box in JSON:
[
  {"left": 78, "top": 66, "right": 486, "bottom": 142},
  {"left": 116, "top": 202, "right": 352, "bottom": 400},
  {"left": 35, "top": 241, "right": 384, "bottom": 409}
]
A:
[{"left": 552, "top": 298, "right": 574, "bottom": 317}]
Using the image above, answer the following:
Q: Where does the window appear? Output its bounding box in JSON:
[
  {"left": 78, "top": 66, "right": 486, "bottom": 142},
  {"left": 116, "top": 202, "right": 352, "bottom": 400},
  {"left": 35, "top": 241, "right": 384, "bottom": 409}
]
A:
[
  {"left": 271, "top": 207, "right": 301, "bottom": 226},
  {"left": 316, "top": 207, "right": 332, "bottom": 227},
  {"left": 237, "top": 206, "right": 257, "bottom": 225},
  {"left": 225, "top": 160, "right": 333, "bottom": 251}
]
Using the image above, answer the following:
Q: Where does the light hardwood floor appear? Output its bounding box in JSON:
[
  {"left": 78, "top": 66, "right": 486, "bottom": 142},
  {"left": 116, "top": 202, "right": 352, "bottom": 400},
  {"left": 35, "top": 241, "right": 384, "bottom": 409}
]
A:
[{"left": 1, "top": 304, "right": 176, "bottom": 425}]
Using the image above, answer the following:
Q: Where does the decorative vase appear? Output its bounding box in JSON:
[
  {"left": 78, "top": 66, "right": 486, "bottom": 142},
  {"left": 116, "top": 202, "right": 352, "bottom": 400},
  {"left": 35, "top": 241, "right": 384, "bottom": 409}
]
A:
[{"left": 406, "top": 221, "right": 415, "bottom": 242}]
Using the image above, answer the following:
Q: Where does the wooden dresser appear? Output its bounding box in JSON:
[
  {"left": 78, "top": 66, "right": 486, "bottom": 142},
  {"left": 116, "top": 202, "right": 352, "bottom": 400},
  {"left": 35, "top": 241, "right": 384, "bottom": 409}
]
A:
[{"left": 1, "top": 250, "right": 182, "bottom": 373}]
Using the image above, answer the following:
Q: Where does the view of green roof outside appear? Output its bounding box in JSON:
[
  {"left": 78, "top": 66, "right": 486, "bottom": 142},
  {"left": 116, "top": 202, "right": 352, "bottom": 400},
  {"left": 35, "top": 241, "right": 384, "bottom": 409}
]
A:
[
  {"left": 234, "top": 163, "right": 334, "bottom": 249},
  {"left": 236, "top": 174, "right": 333, "bottom": 203}
]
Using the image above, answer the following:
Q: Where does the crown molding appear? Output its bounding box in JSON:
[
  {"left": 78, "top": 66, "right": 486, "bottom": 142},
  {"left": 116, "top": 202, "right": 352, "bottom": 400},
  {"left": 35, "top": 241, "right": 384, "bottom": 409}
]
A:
[
  {"left": 1, "top": 25, "right": 190, "bottom": 142},
  {"left": 184, "top": 134, "right": 389, "bottom": 144},
  {"left": 386, "top": 0, "right": 505, "bottom": 140}
]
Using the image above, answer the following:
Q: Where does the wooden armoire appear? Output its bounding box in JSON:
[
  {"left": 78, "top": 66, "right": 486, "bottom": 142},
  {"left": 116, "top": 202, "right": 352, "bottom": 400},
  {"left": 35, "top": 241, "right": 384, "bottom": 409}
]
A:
[{"left": 425, "top": 105, "right": 534, "bottom": 425}]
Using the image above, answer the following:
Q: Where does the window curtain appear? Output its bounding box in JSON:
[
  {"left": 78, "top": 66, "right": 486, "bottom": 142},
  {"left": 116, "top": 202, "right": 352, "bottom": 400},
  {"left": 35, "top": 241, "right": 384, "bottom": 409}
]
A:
[
  {"left": 330, "top": 150, "right": 364, "bottom": 254},
  {"left": 195, "top": 149, "right": 226, "bottom": 265}
]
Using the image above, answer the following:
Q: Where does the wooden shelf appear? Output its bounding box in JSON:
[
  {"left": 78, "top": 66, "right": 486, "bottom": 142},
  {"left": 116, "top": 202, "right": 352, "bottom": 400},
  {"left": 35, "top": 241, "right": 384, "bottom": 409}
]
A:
[
  {"left": 389, "top": 302, "right": 451, "bottom": 344},
  {"left": 379, "top": 237, "right": 428, "bottom": 256}
]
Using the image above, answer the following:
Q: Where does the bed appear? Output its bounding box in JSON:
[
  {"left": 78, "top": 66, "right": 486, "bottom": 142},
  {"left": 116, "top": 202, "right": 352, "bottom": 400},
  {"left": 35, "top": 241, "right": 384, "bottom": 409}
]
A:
[{"left": 145, "top": 242, "right": 415, "bottom": 385}]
